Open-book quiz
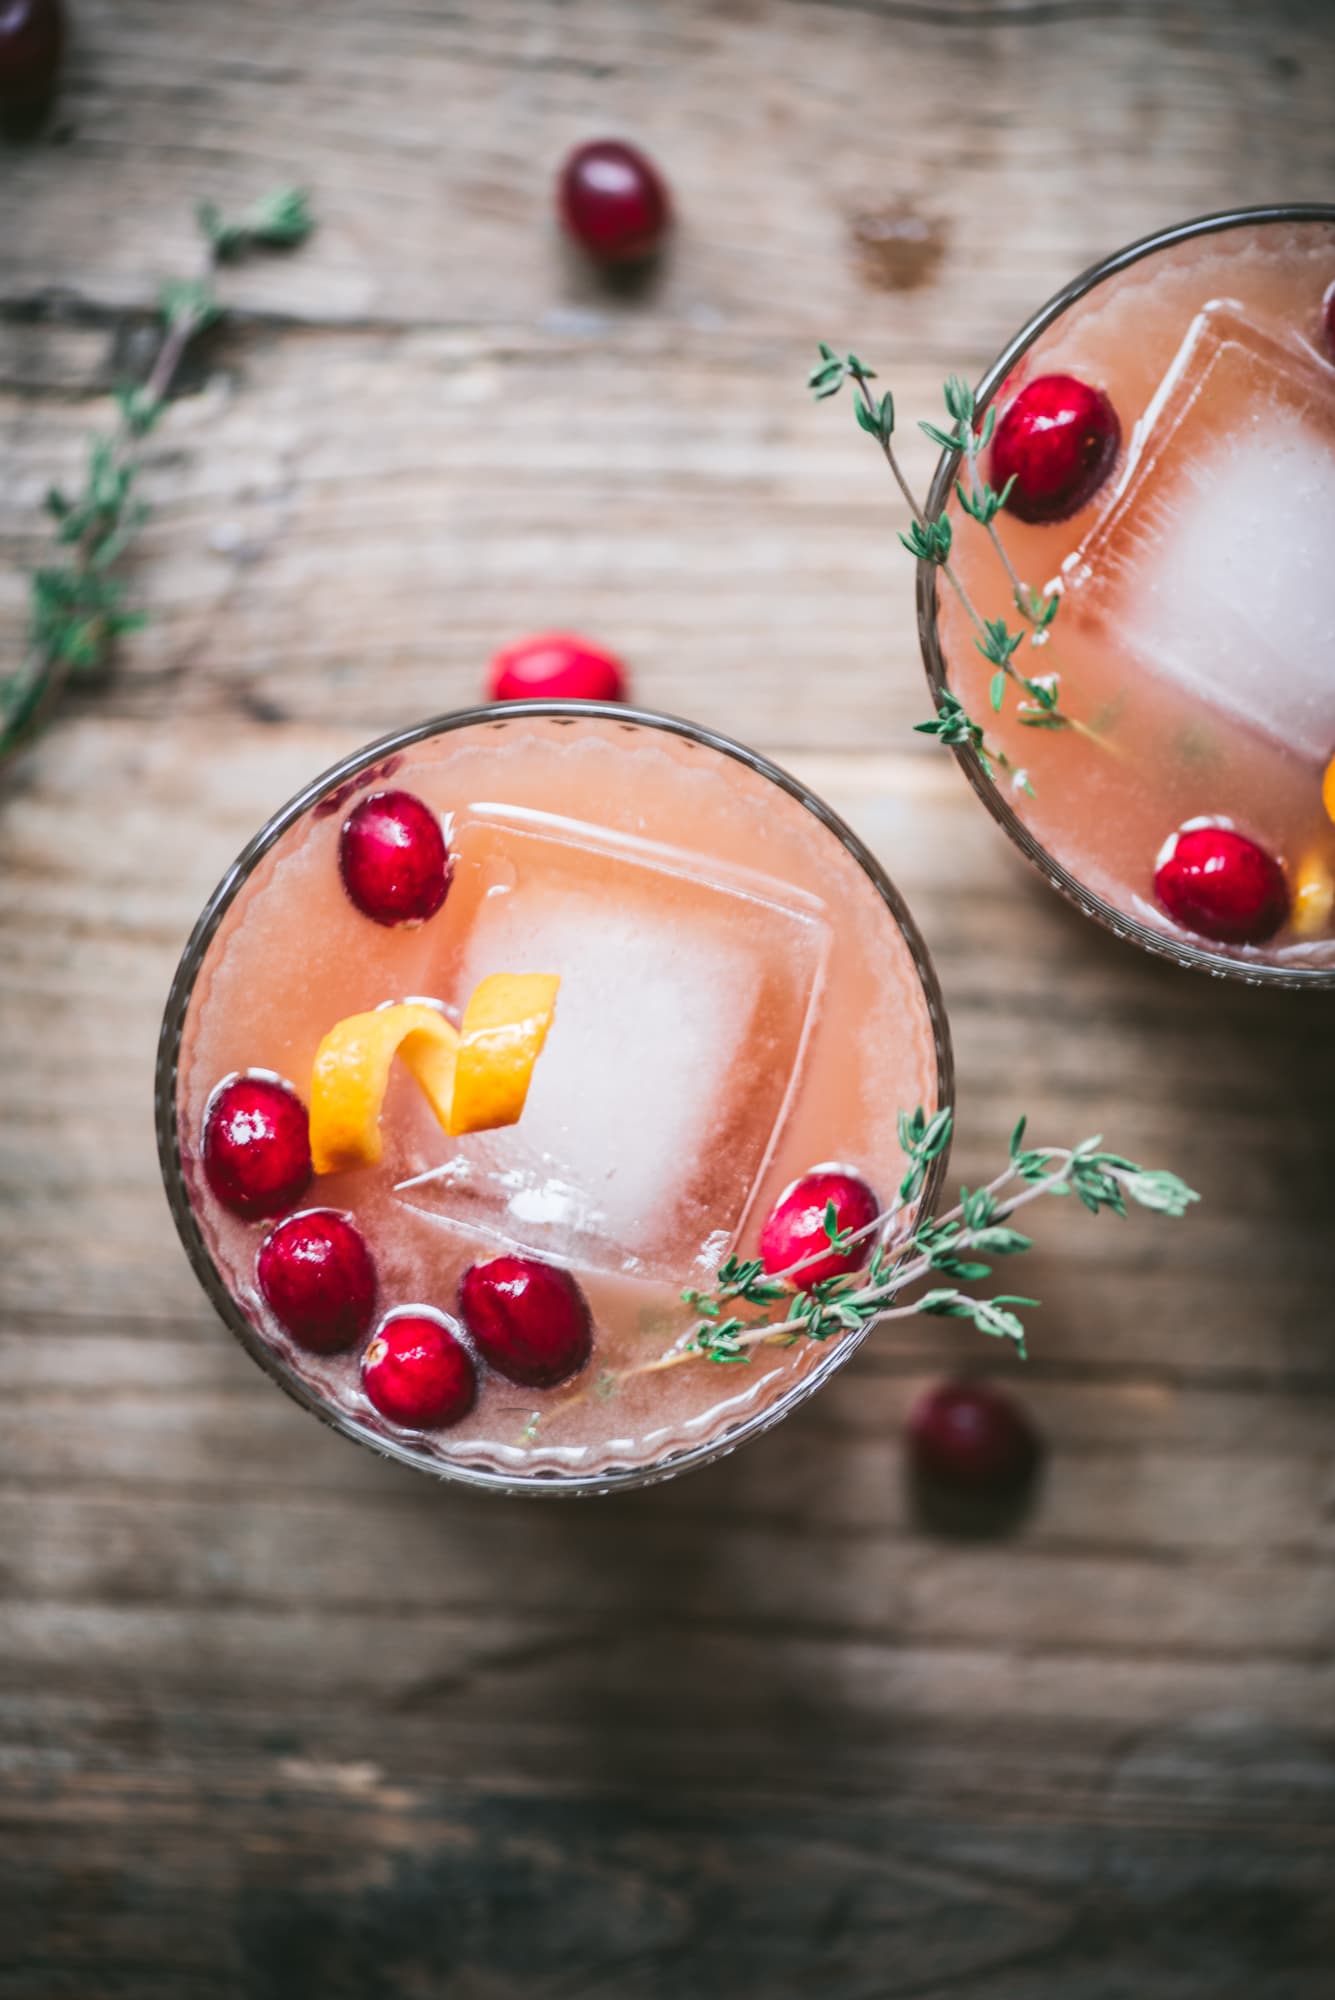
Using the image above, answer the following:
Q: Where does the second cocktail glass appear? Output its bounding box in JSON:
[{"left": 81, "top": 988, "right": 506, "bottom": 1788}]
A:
[{"left": 918, "top": 203, "right": 1335, "bottom": 986}]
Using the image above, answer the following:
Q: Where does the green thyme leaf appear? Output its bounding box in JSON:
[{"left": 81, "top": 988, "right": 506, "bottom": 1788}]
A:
[
  {"left": 3, "top": 188, "right": 317, "bottom": 768},
  {"left": 919, "top": 418, "right": 963, "bottom": 453},
  {"left": 198, "top": 185, "right": 314, "bottom": 259}
]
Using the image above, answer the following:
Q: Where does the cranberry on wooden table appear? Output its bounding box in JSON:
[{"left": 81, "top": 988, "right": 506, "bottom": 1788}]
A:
[
  {"left": 488, "top": 632, "right": 628, "bottom": 704},
  {"left": 0, "top": 0, "right": 63, "bottom": 111},
  {"left": 908, "top": 1379, "right": 1041, "bottom": 1497},
  {"left": 559, "top": 138, "right": 671, "bottom": 266}
]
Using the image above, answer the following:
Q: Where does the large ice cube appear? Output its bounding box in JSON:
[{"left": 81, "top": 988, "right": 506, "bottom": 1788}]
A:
[
  {"left": 1060, "top": 305, "right": 1335, "bottom": 759},
  {"left": 395, "top": 804, "right": 831, "bottom": 1280}
]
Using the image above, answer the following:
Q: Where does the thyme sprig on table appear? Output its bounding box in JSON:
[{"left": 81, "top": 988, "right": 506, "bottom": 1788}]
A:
[
  {"left": 808, "top": 346, "right": 1111, "bottom": 784},
  {"left": 652, "top": 1107, "right": 1197, "bottom": 1374},
  {"left": 1, "top": 186, "right": 314, "bottom": 767}
]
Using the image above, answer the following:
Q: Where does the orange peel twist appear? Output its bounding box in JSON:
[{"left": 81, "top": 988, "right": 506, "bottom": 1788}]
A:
[{"left": 309, "top": 973, "right": 559, "bottom": 1175}]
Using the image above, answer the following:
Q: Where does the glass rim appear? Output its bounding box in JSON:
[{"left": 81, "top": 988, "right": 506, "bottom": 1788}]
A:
[
  {"left": 156, "top": 699, "right": 955, "bottom": 1497},
  {"left": 917, "top": 200, "right": 1335, "bottom": 989}
]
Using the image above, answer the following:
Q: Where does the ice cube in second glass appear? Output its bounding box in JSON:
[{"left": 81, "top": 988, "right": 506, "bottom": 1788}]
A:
[
  {"left": 394, "top": 804, "right": 831, "bottom": 1280},
  {"left": 1060, "top": 304, "right": 1335, "bottom": 760}
]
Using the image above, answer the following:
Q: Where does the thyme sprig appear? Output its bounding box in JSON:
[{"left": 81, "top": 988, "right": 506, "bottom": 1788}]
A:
[
  {"left": 516, "top": 1107, "right": 1197, "bottom": 1443},
  {"left": 808, "top": 347, "right": 1116, "bottom": 782},
  {"left": 654, "top": 1107, "right": 1197, "bottom": 1374},
  {"left": 2, "top": 186, "right": 314, "bottom": 767}
]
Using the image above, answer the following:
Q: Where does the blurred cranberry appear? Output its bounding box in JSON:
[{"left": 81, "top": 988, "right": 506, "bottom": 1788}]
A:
[
  {"left": 488, "top": 632, "right": 628, "bottom": 704},
  {"left": 559, "top": 138, "right": 671, "bottom": 266},
  {"left": 1322, "top": 281, "right": 1335, "bottom": 362},
  {"left": 0, "top": 0, "right": 63, "bottom": 112},
  {"left": 908, "top": 1380, "right": 1040, "bottom": 1497}
]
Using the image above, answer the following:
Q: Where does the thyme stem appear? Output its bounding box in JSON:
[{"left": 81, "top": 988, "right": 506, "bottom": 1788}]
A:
[
  {"left": 640, "top": 1152, "right": 1085, "bottom": 1375},
  {"left": 0, "top": 300, "right": 213, "bottom": 775},
  {"left": 810, "top": 347, "right": 1128, "bottom": 775},
  {"left": 1, "top": 187, "right": 313, "bottom": 769},
  {"left": 846, "top": 362, "right": 989, "bottom": 638},
  {"left": 517, "top": 1111, "right": 1198, "bottom": 1444}
]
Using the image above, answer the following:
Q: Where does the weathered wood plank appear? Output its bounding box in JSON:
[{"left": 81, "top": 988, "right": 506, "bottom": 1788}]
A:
[
  {"left": 2, "top": 0, "right": 1333, "bottom": 752},
  {"left": 3, "top": 1598, "right": 1333, "bottom": 1728},
  {"left": 3, "top": 1, "right": 1335, "bottom": 1988},
  {"left": 2, "top": 331, "right": 942, "bottom": 753},
  {"left": 0, "top": 1744, "right": 1331, "bottom": 2000},
  {"left": 4, "top": 1486, "right": 1332, "bottom": 1658},
  {"left": 2, "top": 1753, "right": 1330, "bottom": 2000},
  {"left": 4, "top": 0, "right": 1333, "bottom": 341}
]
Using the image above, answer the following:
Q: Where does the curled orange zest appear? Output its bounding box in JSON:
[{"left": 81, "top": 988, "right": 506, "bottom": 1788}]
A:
[{"left": 309, "top": 974, "right": 559, "bottom": 1175}]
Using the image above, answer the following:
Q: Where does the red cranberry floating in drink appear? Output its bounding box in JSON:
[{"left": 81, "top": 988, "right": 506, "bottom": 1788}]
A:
[
  {"left": 0, "top": 0, "right": 63, "bottom": 110},
  {"left": 559, "top": 138, "right": 671, "bottom": 266},
  {"left": 1323, "top": 282, "right": 1335, "bottom": 363},
  {"left": 759, "top": 1168, "right": 880, "bottom": 1288},
  {"left": 257, "top": 1210, "right": 377, "bottom": 1354},
  {"left": 488, "top": 632, "right": 628, "bottom": 705},
  {"left": 339, "top": 789, "right": 450, "bottom": 927},
  {"left": 1154, "top": 821, "right": 1289, "bottom": 946},
  {"left": 202, "top": 1074, "right": 312, "bottom": 1220},
  {"left": 459, "top": 1255, "right": 593, "bottom": 1389},
  {"left": 908, "top": 1379, "right": 1040, "bottom": 1496},
  {"left": 362, "top": 1311, "right": 477, "bottom": 1429},
  {"left": 991, "top": 373, "right": 1120, "bottom": 524}
]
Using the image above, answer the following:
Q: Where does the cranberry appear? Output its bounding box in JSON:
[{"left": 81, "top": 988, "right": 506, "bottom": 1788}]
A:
[
  {"left": 908, "top": 1380, "right": 1040, "bottom": 1496},
  {"left": 257, "top": 1210, "right": 377, "bottom": 1354},
  {"left": 559, "top": 138, "right": 671, "bottom": 266},
  {"left": 0, "top": 0, "right": 63, "bottom": 110},
  {"left": 1154, "top": 821, "right": 1289, "bottom": 946},
  {"left": 991, "top": 373, "right": 1120, "bottom": 524},
  {"left": 488, "top": 632, "right": 628, "bottom": 705},
  {"left": 759, "top": 1168, "right": 880, "bottom": 1288},
  {"left": 361, "top": 1310, "right": 477, "bottom": 1429},
  {"left": 202, "top": 1075, "right": 312, "bottom": 1221},
  {"left": 339, "top": 789, "right": 450, "bottom": 927},
  {"left": 1323, "top": 282, "right": 1335, "bottom": 362},
  {"left": 459, "top": 1256, "right": 592, "bottom": 1389}
]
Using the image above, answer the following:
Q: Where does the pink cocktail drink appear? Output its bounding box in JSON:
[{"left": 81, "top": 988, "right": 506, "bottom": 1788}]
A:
[
  {"left": 160, "top": 707, "right": 948, "bottom": 1492},
  {"left": 929, "top": 210, "right": 1335, "bottom": 978}
]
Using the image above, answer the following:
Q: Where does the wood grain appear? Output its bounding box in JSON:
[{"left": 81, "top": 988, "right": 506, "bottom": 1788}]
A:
[{"left": 3, "top": 1, "right": 1335, "bottom": 1993}]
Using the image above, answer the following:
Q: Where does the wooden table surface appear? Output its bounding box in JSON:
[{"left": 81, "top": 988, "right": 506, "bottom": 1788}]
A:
[{"left": 3, "top": 3, "right": 1335, "bottom": 1994}]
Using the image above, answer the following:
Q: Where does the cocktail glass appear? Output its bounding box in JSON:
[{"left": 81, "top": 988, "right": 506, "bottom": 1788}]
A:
[
  {"left": 157, "top": 703, "right": 952, "bottom": 1495},
  {"left": 918, "top": 202, "right": 1335, "bottom": 987}
]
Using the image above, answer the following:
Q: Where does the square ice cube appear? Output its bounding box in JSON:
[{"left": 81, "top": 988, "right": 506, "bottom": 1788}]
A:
[
  {"left": 1060, "top": 305, "right": 1335, "bottom": 759},
  {"left": 394, "top": 804, "right": 831, "bottom": 1280}
]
